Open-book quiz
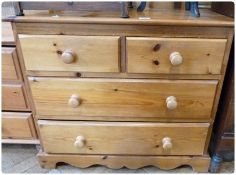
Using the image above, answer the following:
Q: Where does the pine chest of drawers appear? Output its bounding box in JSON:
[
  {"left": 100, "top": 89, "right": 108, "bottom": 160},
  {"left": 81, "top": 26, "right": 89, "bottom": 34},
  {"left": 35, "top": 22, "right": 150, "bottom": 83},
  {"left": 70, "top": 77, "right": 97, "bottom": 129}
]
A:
[{"left": 8, "top": 9, "right": 234, "bottom": 172}]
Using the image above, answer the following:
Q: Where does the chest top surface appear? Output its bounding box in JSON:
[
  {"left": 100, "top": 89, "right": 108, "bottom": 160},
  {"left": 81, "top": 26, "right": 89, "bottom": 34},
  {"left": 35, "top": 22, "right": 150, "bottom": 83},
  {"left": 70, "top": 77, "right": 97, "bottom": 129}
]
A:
[{"left": 5, "top": 8, "right": 234, "bottom": 27}]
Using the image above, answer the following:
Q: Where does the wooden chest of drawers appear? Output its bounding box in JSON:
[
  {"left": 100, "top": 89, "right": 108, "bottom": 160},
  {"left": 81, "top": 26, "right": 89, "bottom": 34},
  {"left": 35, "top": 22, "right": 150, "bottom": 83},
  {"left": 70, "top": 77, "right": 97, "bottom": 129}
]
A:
[{"left": 7, "top": 8, "right": 234, "bottom": 172}]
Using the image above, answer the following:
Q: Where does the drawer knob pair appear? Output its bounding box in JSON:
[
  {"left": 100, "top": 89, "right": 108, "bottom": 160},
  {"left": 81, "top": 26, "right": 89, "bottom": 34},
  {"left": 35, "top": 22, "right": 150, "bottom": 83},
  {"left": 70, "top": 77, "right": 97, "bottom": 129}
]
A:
[
  {"left": 74, "top": 135, "right": 86, "bottom": 148},
  {"left": 162, "top": 137, "right": 172, "bottom": 150},
  {"left": 166, "top": 96, "right": 177, "bottom": 110},
  {"left": 73, "top": 135, "right": 172, "bottom": 150},
  {"left": 68, "top": 94, "right": 80, "bottom": 108},
  {"left": 61, "top": 49, "right": 75, "bottom": 64},
  {"left": 169, "top": 52, "right": 183, "bottom": 66}
]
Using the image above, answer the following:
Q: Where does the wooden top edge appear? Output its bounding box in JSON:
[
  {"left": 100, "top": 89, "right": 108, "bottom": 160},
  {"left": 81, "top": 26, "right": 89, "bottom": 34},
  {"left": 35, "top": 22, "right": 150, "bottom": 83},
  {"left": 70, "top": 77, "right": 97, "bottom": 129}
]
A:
[
  {"left": 4, "top": 16, "right": 234, "bottom": 27},
  {"left": 3, "top": 9, "right": 234, "bottom": 27}
]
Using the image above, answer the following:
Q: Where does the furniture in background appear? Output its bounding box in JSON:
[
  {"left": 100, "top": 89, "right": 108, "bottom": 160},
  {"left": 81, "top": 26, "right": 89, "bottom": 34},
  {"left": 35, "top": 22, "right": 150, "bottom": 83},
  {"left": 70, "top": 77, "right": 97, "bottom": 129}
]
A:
[
  {"left": 211, "top": 2, "right": 234, "bottom": 18},
  {"left": 209, "top": 3, "right": 234, "bottom": 172},
  {"left": 2, "top": 21, "right": 39, "bottom": 144},
  {"left": 209, "top": 38, "right": 234, "bottom": 172}
]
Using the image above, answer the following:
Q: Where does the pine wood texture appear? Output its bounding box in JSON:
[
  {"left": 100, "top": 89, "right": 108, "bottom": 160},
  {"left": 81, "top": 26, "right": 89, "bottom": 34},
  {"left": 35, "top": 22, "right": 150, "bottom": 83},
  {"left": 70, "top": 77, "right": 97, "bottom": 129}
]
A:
[
  {"left": 2, "top": 20, "right": 37, "bottom": 144},
  {"left": 29, "top": 78, "right": 217, "bottom": 121},
  {"left": 19, "top": 35, "right": 120, "bottom": 73},
  {"left": 2, "top": 112, "right": 37, "bottom": 139},
  {"left": 2, "top": 47, "right": 22, "bottom": 81},
  {"left": 127, "top": 37, "right": 227, "bottom": 74},
  {"left": 14, "top": 23, "right": 231, "bottom": 39},
  {"left": 37, "top": 151, "right": 211, "bottom": 172},
  {"left": 38, "top": 120, "right": 209, "bottom": 155},
  {"left": 2, "top": 83, "right": 29, "bottom": 111}
]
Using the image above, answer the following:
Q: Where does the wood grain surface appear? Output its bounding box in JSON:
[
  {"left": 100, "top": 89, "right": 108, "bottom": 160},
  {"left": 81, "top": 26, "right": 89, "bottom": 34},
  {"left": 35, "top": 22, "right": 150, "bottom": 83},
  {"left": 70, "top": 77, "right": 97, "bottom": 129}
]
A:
[
  {"left": 19, "top": 35, "right": 120, "bottom": 73},
  {"left": 127, "top": 37, "right": 226, "bottom": 74},
  {"left": 2, "top": 112, "right": 37, "bottom": 139},
  {"left": 2, "top": 83, "right": 29, "bottom": 111},
  {"left": 37, "top": 151, "right": 211, "bottom": 172},
  {"left": 38, "top": 120, "right": 209, "bottom": 155},
  {"left": 15, "top": 23, "right": 231, "bottom": 39},
  {"left": 29, "top": 78, "right": 217, "bottom": 121},
  {"left": 2, "top": 47, "right": 22, "bottom": 81}
]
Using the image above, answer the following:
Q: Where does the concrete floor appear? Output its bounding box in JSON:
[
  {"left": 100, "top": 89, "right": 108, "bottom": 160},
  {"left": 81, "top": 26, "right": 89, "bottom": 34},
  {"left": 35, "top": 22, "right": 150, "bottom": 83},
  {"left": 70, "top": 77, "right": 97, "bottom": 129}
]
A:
[{"left": 1, "top": 144, "right": 234, "bottom": 173}]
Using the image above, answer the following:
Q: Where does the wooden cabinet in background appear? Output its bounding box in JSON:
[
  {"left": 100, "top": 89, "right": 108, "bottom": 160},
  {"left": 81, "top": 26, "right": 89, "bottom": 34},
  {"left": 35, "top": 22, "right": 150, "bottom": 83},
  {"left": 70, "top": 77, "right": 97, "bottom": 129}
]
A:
[{"left": 1, "top": 22, "right": 39, "bottom": 144}]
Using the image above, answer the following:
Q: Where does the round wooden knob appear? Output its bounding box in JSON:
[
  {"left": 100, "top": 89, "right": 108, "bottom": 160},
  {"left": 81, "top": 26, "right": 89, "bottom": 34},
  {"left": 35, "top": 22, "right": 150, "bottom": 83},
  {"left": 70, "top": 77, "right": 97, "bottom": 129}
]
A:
[
  {"left": 166, "top": 96, "right": 177, "bottom": 110},
  {"left": 74, "top": 135, "right": 85, "bottom": 148},
  {"left": 169, "top": 52, "right": 183, "bottom": 66},
  {"left": 162, "top": 137, "right": 172, "bottom": 150},
  {"left": 68, "top": 94, "right": 80, "bottom": 108},
  {"left": 61, "top": 49, "right": 75, "bottom": 64}
]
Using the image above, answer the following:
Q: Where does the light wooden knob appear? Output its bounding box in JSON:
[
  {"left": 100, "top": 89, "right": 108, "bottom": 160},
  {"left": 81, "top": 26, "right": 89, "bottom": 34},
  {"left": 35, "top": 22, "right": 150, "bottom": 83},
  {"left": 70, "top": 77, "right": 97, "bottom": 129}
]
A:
[
  {"left": 68, "top": 94, "right": 80, "bottom": 108},
  {"left": 74, "top": 135, "right": 85, "bottom": 148},
  {"left": 166, "top": 96, "right": 177, "bottom": 110},
  {"left": 61, "top": 49, "right": 75, "bottom": 64},
  {"left": 169, "top": 52, "right": 183, "bottom": 66},
  {"left": 162, "top": 137, "right": 172, "bottom": 150}
]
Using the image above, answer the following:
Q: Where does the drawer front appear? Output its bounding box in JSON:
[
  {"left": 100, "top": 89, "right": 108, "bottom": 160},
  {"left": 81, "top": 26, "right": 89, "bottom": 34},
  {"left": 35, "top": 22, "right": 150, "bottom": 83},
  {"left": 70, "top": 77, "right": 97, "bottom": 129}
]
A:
[
  {"left": 29, "top": 78, "right": 217, "bottom": 120},
  {"left": 2, "top": 84, "right": 28, "bottom": 111},
  {"left": 2, "top": 47, "right": 21, "bottom": 81},
  {"left": 19, "top": 35, "right": 120, "bottom": 73},
  {"left": 2, "top": 112, "right": 36, "bottom": 139},
  {"left": 38, "top": 120, "right": 209, "bottom": 155},
  {"left": 127, "top": 37, "right": 227, "bottom": 74}
]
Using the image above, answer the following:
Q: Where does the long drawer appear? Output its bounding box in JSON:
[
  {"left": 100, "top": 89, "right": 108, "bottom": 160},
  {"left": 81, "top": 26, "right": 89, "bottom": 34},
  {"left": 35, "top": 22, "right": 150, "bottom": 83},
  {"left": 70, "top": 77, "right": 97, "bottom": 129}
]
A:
[
  {"left": 2, "top": 112, "right": 36, "bottom": 139},
  {"left": 38, "top": 120, "right": 209, "bottom": 155},
  {"left": 2, "top": 83, "right": 29, "bottom": 111},
  {"left": 2, "top": 47, "right": 21, "bottom": 81},
  {"left": 29, "top": 78, "right": 217, "bottom": 121},
  {"left": 127, "top": 37, "right": 227, "bottom": 74},
  {"left": 19, "top": 35, "right": 120, "bottom": 73}
]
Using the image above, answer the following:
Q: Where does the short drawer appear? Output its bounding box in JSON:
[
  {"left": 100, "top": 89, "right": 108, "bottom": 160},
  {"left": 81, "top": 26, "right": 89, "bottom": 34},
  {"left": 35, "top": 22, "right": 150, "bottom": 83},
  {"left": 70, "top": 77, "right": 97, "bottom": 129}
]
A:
[
  {"left": 2, "top": 47, "right": 21, "bottom": 81},
  {"left": 2, "top": 112, "right": 36, "bottom": 139},
  {"left": 29, "top": 78, "right": 217, "bottom": 121},
  {"left": 19, "top": 35, "right": 120, "bottom": 73},
  {"left": 38, "top": 120, "right": 209, "bottom": 155},
  {"left": 127, "top": 37, "right": 227, "bottom": 74},
  {"left": 2, "top": 84, "right": 29, "bottom": 111}
]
